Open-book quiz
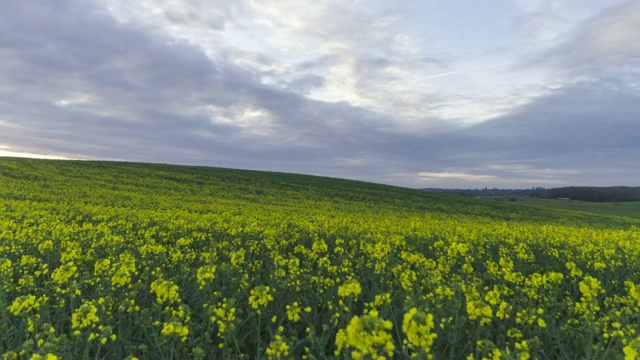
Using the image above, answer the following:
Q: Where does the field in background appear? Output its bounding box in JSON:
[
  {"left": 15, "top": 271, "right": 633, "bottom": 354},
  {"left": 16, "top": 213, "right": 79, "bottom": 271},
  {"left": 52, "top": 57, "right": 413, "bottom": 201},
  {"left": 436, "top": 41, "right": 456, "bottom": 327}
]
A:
[
  {"left": 482, "top": 197, "right": 640, "bottom": 219},
  {"left": 1, "top": 158, "right": 639, "bottom": 359}
]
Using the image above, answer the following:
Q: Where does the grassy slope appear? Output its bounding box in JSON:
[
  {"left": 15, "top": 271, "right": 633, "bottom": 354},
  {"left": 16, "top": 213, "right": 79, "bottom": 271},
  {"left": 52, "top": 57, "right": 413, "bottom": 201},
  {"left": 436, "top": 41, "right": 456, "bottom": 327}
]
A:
[
  {"left": 0, "top": 157, "right": 636, "bottom": 229},
  {"left": 509, "top": 198, "right": 640, "bottom": 219},
  {"left": 2, "top": 157, "right": 640, "bottom": 359}
]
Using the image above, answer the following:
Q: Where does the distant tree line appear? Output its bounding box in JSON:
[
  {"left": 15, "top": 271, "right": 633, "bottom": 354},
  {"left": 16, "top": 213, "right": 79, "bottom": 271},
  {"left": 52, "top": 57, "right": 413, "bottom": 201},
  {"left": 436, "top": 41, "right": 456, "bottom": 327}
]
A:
[
  {"left": 547, "top": 186, "right": 640, "bottom": 202},
  {"left": 422, "top": 187, "right": 548, "bottom": 198},
  {"left": 422, "top": 186, "right": 640, "bottom": 202}
]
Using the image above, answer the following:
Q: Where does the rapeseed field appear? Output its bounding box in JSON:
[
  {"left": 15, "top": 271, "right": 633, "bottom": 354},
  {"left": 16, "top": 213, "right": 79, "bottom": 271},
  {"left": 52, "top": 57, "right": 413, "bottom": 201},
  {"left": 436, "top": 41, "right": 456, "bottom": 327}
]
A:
[{"left": 0, "top": 158, "right": 639, "bottom": 359}]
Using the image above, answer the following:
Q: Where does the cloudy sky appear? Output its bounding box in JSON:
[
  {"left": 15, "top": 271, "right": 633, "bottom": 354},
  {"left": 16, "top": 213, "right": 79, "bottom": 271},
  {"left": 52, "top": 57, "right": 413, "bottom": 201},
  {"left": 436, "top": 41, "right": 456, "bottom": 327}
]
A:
[{"left": 1, "top": 0, "right": 639, "bottom": 188}]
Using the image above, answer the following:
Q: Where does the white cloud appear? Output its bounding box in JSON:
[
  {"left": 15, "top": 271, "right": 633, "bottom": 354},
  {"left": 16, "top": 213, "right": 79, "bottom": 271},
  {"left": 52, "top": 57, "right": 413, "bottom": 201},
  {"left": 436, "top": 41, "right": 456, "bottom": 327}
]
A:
[{"left": 0, "top": 145, "right": 69, "bottom": 160}]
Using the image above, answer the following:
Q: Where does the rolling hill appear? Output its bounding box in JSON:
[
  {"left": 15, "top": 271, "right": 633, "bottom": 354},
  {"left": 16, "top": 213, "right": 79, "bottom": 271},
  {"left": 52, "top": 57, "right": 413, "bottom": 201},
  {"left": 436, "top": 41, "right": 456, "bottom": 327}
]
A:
[{"left": 1, "top": 158, "right": 639, "bottom": 359}]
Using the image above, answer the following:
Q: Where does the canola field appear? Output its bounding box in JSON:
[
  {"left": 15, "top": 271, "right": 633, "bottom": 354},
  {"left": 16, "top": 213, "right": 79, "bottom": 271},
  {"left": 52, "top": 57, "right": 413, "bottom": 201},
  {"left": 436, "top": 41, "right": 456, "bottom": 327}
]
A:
[{"left": 1, "top": 158, "right": 639, "bottom": 360}]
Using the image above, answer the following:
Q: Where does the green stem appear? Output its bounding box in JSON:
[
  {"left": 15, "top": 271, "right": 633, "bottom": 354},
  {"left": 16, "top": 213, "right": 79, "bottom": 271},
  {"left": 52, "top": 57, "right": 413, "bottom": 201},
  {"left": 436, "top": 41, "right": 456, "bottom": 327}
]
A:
[{"left": 256, "top": 313, "right": 261, "bottom": 360}]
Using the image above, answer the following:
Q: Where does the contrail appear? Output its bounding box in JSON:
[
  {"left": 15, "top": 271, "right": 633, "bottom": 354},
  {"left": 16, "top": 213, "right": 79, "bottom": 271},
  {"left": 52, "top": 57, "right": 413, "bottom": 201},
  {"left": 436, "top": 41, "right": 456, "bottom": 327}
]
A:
[{"left": 419, "top": 62, "right": 510, "bottom": 80}]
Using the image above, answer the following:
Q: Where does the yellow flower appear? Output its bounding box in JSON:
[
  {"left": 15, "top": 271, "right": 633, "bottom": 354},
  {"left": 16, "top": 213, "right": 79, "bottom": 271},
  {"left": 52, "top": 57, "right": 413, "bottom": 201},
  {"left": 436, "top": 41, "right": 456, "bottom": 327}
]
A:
[
  {"left": 372, "top": 293, "right": 392, "bottom": 308},
  {"left": 93, "top": 259, "right": 111, "bottom": 275},
  {"left": 491, "top": 348, "right": 502, "bottom": 360},
  {"left": 112, "top": 254, "right": 137, "bottom": 289},
  {"left": 51, "top": 262, "right": 77, "bottom": 285},
  {"left": 196, "top": 265, "right": 216, "bottom": 289},
  {"left": 72, "top": 302, "right": 100, "bottom": 330},
  {"left": 515, "top": 340, "right": 530, "bottom": 360},
  {"left": 161, "top": 321, "right": 189, "bottom": 342},
  {"left": 402, "top": 307, "right": 437, "bottom": 357},
  {"left": 150, "top": 279, "right": 181, "bottom": 304},
  {"left": 266, "top": 335, "right": 289, "bottom": 359},
  {"left": 338, "top": 280, "right": 362, "bottom": 298},
  {"left": 624, "top": 337, "right": 640, "bottom": 360},
  {"left": 249, "top": 286, "right": 273, "bottom": 312},
  {"left": 9, "top": 295, "right": 37, "bottom": 316},
  {"left": 37, "top": 240, "right": 54, "bottom": 253},
  {"left": 399, "top": 269, "right": 417, "bottom": 291},
  {"left": 484, "top": 287, "right": 501, "bottom": 306},
  {"left": 209, "top": 298, "right": 237, "bottom": 338},
  {"left": 624, "top": 345, "right": 639, "bottom": 360},
  {"left": 29, "top": 354, "right": 59, "bottom": 360},
  {"left": 286, "top": 302, "right": 302, "bottom": 322},
  {"left": 579, "top": 276, "right": 603, "bottom": 301},
  {"left": 467, "top": 300, "right": 492, "bottom": 326},
  {"left": 507, "top": 328, "right": 522, "bottom": 339},
  {"left": 335, "top": 310, "right": 395, "bottom": 359},
  {"left": 0, "top": 258, "right": 11, "bottom": 273}
]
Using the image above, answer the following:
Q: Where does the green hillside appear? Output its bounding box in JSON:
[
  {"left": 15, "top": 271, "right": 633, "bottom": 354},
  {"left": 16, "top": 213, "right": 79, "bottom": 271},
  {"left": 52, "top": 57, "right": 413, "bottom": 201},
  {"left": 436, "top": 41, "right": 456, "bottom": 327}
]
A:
[
  {"left": 510, "top": 198, "right": 640, "bottom": 220},
  {"left": 1, "top": 158, "right": 639, "bottom": 359},
  {"left": 0, "top": 158, "right": 635, "bottom": 228}
]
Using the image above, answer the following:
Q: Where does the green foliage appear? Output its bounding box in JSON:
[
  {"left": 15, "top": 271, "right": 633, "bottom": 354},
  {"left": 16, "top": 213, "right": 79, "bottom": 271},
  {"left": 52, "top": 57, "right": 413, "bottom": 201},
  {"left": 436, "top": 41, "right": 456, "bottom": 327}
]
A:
[
  {"left": 513, "top": 198, "right": 640, "bottom": 219},
  {"left": 0, "top": 158, "right": 639, "bottom": 359},
  {"left": 548, "top": 186, "right": 640, "bottom": 203}
]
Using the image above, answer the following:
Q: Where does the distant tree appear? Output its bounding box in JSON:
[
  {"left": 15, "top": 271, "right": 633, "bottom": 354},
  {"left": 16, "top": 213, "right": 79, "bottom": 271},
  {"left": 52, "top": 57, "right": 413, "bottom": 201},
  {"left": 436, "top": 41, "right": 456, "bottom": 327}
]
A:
[{"left": 547, "top": 186, "right": 640, "bottom": 202}]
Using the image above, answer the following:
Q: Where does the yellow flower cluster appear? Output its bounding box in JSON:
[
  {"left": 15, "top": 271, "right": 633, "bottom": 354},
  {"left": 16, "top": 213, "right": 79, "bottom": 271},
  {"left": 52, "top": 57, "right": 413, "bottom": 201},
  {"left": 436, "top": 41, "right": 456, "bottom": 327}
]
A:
[
  {"left": 249, "top": 286, "right": 273, "bottom": 312},
  {"left": 266, "top": 334, "right": 290, "bottom": 359},
  {"left": 335, "top": 310, "right": 395, "bottom": 359},
  {"left": 402, "top": 307, "right": 437, "bottom": 358},
  {"left": 51, "top": 262, "right": 77, "bottom": 285},
  {"left": 29, "top": 354, "right": 58, "bottom": 360},
  {"left": 208, "top": 297, "right": 237, "bottom": 342},
  {"left": 467, "top": 300, "right": 493, "bottom": 326},
  {"left": 9, "top": 295, "right": 38, "bottom": 316},
  {"left": 338, "top": 280, "right": 362, "bottom": 298},
  {"left": 111, "top": 253, "right": 137, "bottom": 289},
  {"left": 286, "top": 301, "right": 302, "bottom": 322},
  {"left": 150, "top": 279, "right": 181, "bottom": 304},
  {"left": 196, "top": 264, "right": 216, "bottom": 289},
  {"left": 160, "top": 321, "right": 189, "bottom": 342},
  {"left": 71, "top": 302, "right": 99, "bottom": 330},
  {"left": 624, "top": 337, "right": 640, "bottom": 360}
]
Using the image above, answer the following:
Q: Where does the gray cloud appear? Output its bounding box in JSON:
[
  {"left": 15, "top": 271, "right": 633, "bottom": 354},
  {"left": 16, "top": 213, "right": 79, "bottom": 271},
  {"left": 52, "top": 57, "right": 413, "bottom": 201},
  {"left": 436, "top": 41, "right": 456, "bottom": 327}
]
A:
[
  {"left": 0, "top": 0, "right": 639, "bottom": 189},
  {"left": 430, "top": 0, "right": 640, "bottom": 188},
  {"left": 529, "top": 0, "right": 640, "bottom": 77},
  {"left": 397, "top": 0, "right": 636, "bottom": 187},
  {"left": 0, "top": 1, "right": 417, "bottom": 171}
]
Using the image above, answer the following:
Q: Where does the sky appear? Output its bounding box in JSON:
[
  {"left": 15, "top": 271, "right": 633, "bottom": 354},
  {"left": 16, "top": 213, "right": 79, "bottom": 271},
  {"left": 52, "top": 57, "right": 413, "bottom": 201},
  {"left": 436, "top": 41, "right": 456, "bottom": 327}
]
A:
[{"left": 1, "top": 0, "right": 639, "bottom": 188}]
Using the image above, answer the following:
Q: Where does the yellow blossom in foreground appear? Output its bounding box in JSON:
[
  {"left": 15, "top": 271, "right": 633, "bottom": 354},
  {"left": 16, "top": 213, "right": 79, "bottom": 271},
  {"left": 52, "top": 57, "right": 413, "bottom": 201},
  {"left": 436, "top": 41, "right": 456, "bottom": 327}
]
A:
[
  {"left": 402, "top": 307, "right": 437, "bottom": 358},
  {"left": 335, "top": 310, "right": 395, "bottom": 359},
  {"left": 624, "top": 337, "right": 640, "bottom": 360}
]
